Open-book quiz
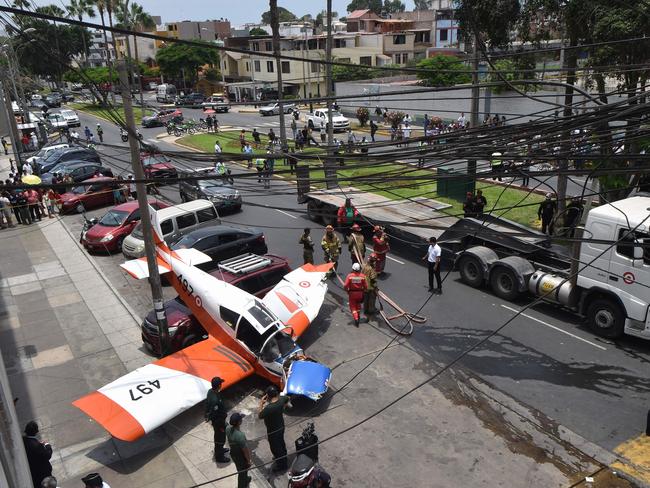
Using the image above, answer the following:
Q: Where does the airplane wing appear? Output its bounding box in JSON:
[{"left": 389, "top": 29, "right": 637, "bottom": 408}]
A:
[
  {"left": 73, "top": 336, "right": 254, "bottom": 442},
  {"left": 262, "top": 263, "right": 333, "bottom": 338}
]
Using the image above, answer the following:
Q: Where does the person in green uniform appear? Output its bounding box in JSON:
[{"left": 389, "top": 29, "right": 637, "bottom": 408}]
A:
[
  {"left": 258, "top": 385, "right": 291, "bottom": 473},
  {"left": 226, "top": 413, "right": 252, "bottom": 488},
  {"left": 299, "top": 228, "right": 314, "bottom": 264},
  {"left": 362, "top": 254, "right": 378, "bottom": 316},
  {"left": 204, "top": 377, "right": 230, "bottom": 463}
]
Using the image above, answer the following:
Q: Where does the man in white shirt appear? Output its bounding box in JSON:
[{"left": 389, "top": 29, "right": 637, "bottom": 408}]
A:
[
  {"left": 422, "top": 236, "right": 442, "bottom": 293},
  {"left": 22, "top": 161, "right": 33, "bottom": 175},
  {"left": 458, "top": 112, "right": 466, "bottom": 128}
]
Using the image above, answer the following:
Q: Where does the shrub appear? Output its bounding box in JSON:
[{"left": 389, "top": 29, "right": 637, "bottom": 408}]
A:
[
  {"left": 356, "top": 107, "right": 370, "bottom": 127},
  {"left": 386, "top": 111, "right": 405, "bottom": 128}
]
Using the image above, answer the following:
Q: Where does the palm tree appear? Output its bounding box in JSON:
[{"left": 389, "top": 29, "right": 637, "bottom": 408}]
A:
[{"left": 66, "top": 0, "right": 96, "bottom": 66}]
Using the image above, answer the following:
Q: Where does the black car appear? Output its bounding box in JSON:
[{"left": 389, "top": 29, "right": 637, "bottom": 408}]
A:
[
  {"left": 141, "top": 108, "right": 183, "bottom": 128},
  {"left": 170, "top": 226, "right": 267, "bottom": 271},
  {"left": 36, "top": 147, "right": 101, "bottom": 174},
  {"left": 175, "top": 92, "right": 205, "bottom": 108},
  {"left": 44, "top": 94, "right": 62, "bottom": 108},
  {"left": 178, "top": 168, "right": 242, "bottom": 212},
  {"left": 41, "top": 161, "right": 113, "bottom": 185}
]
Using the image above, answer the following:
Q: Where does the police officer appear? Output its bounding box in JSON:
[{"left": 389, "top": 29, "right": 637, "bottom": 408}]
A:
[
  {"left": 362, "top": 254, "right": 378, "bottom": 317},
  {"left": 226, "top": 413, "right": 252, "bottom": 488},
  {"left": 348, "top": 223, "right": 366, "bottom": 264},
  {"left": 344, "top": 263, "right": 367, "bottom": 327},
  {"left": 255, "top": 157, "right": 265, "bottom": 183},
  {"left": 258, "top": 385, "right": 291, "bottom": 473},
  {"left": 205, "top": 377, "right": 230, "bottom": 463},
  {"left": 538, "top": 193, "right": 557, "bottom": 235},
  {"left": 299, "top": 227, "right": 314, "bottom": 264},
  {"left": 321, "top": 225, "right": 341, "bottom": 276}
]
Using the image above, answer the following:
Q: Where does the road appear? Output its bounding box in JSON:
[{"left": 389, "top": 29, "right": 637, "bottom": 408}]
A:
[{"left": 60, "top": 106, "right": 650, "bottom": 482}]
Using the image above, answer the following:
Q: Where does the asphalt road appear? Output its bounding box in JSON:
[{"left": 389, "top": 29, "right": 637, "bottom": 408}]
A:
[{"left": 69, "top": 105, "right": 650, "bottom": 456}]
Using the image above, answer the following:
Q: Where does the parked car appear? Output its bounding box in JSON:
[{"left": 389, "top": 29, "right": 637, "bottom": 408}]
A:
[
  {"left": 259, "top": 102, "right": 296, "bottom": 116},
  {"left": 175, "top": 92, "right": 205, "bottom": 108},
  {"left": 141, "top": 108, "right": 183, "bottom": 128},
  {"left": 178, "top": 167, "right": 242, "bottom": 212},
  {"left": 61, "top": 91, "right": 75, "bottom": 102},
  {"left": 156, "top": 83, "right": 177, "bottom": 103},
  {"left": 47, "top": 112, "right": 68, "bottom": 129},
  {"left": 141, "top": 152, "right": 178, "bottom": 183},
  {"left": 306, "top": 108, "right": 350, "bottom": 132},
  {"left": 170, "top": 225, "right": 267, "bottom": 271},
  {"left": 25, "top": 143, "right": 69, "bottom": 165},
  {"left": 146, "top": 81, "right": 159, "bottom": 91},
  {"left": 30, "top": 94, "right": 43, "bottom": 101},
  {"left": 59, "top": 109, "right": 80, "bottom": 127},
  {"left": 202, "top": 96, "right": 230, "bottom": 113},
  {"left": 42, "top": 161, "right": 112, "bottom": 185},
  {"left": 44, "top": 94, "right": 62, "bottom": 108},
  {"left": 59, "top": 177, "right": 124, "bottom": 214},
  {"left": 81, "top": 198, "right": 169, "bottom": 252},
  {"left": 31, "top": 99, "right": 47, "bottom": 110},
  {"left": 141, "top": 254, "right": 291, "bottom": 355},
  {"left": 122, "top": 200, "right": 220, "bottom": 258},
  {"left": 36, "top": 147, "right": 101, "bottom": 174}
]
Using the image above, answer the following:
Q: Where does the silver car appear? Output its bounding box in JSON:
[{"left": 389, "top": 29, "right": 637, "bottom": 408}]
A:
[{"left": 259, "top": 102, "right": 295, "bottom": 116}]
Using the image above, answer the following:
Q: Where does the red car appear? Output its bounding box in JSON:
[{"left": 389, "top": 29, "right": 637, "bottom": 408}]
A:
[
  {"left": 82, "top": 198, "right": 169, "bottom": 252},
  {"left": 59, "top": 177, "right": 125, "bottom": 214},
  {"left": 141, "top": 254, "right": 291, "bottom": 356},
  {"left": 141, "top": 153, "right": 178, "bottom": 186}
]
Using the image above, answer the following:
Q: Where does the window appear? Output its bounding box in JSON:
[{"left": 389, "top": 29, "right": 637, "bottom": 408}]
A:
[
  {"left": 415, "top": 31, "right": 431, "bottom": 43},
  {"left": 439, "top": 29, "right": 448, "bottom": 42},
  {"left": 281, "top": 61, "right": 290, "bottom": 73},
  {"left": 219, "top": 233, "right": 239, "bottom": 244},
  {"left": 334, "top": 39, "right": 346, "bottom": 48},
  {"left": 402, "top": 53, "right": 408, "bottom": 63},
  {"left": 394, "top": 53, "right": 402, "bottom": 64},
  {"left": 265, "top": 41, "right": 272, "bottom": 51},
  {"left": 393, "top": 34, "right": 406, "bottom": 45},
  {"left": 236, "top": 318, "right": 263, "bottom": 352},
  {"left": 197, "top": 207, "right": 218, "bottom": 223},
  {"left": 245, "top": 62, "right": 250, "bottom": 71},
  {"left": 252, "top": 42, "right": 259, "bottom": 51},
  {"left": 220, "top": 306, "right": 239, "bottom": 330},
  {"left": 176, "top": 213, "right": 196, "bottom": 230},
  {"left": 195, "top": 235, "right": 219, "bottom": 251},
  {"left": 359, "top": 56, "right": 372, "bottom": 66},
  {"left": 161, "top": 219, "right": 174, "bottom": 235},
  {"left": 616, "top": 228, "right": 650, "bottom": 264},
  {"left": 266, "top": 61, "right": 274, "bottom": 72},
  {"left": 311, "top": 62, "right": 320, "bottom": 73},
  {"left": 254, "top": 60, "right": 261, "bottom": 72}
]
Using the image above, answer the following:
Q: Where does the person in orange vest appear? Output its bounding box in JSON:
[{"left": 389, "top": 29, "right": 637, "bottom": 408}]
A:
[
  {"left": 372, "top": 226, "right": 390, "bottom": 274},
  {"left": 337, "top": 198, "right": 359, "bottom": 243},
  {"left": 344, "top": 262, "right": 367, "bottom": 327}
]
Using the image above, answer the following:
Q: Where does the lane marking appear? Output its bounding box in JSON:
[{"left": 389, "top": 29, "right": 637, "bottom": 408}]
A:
[
  {"left": 276, "top": 209, "right": 297, "bottom": 219},
  {"left": 386, "top": 255, "right": 405, "bottom": 264},
  {"left": 500, "top": 304, "right": 606, "bottom": 350}
]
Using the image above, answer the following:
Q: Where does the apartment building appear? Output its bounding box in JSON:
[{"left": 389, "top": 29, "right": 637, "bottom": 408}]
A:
[
  {"left": 165, "top": 19, "right": 232, "bottom": 41},
  {"left": 87, "top": 30, "right": 115, "bottom": 68}
]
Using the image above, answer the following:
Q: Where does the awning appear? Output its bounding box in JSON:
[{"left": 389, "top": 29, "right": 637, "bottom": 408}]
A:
[{"left": 224, "top": 51, "right": 243, "bottom": 60}]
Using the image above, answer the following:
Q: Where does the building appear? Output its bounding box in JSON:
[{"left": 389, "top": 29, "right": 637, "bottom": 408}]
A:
[
  {"left": 346, "top": 9, "right": 381, "bottom": 33},
  {"left": 165, "top": 19, "right": 232, "bottom": 41},
  {"left": 87, "top": 30, "right": 115, "bottom": 68}
]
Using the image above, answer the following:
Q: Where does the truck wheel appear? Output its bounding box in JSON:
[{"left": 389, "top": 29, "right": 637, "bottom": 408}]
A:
[
  {"left": 307, "top": 201, "right": 322, "bottom": 223},
  {"left": 76, "top": 203, "right": 85, "bottom": 214},
  {"left": 489, "top": 266, "right": 520, "bottom": 301},
  {"left": 308, "top": 120, "right": 314, "bottom": 130},
  {"left": 458, "top": 255, "right": 484, "bottom": 288},
  {"left": 586, "top": 298, "right": 625, "bottom": 338}
]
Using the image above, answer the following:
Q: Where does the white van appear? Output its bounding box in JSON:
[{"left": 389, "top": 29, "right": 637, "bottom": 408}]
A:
[
  {"left": 156, "top": 83, "right": 177, "bottom": 103},
  {"left": 122, "top": 200, "right": 220, "bottom": 258}
]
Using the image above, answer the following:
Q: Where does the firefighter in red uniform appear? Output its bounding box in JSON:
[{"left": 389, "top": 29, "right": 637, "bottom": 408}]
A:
[
  {"left": 372, "top": 226, "right": 390, "bottom": 274},
  {"left": 344, "top": 263, "right": 367, "bottom": 327}
]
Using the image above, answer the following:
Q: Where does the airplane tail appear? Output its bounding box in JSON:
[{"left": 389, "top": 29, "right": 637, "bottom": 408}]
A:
[{"left": 120, "top": 205, "right": 211, "bottom": 280}]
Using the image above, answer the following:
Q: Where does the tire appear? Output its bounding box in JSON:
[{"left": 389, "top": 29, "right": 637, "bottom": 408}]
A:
[
  {"left": 116, "top": 236, "right": 125, "bottom": 251},
  {"left": 174, "top": 129, "right": 181, "bottom": 137},
  {"left": 458, "top": 255, "right": 484, "bottom": 288},
  {"left": 307, "top": 200, "right": 322, "bottom": 223},
  {"left": 75, "top": 203, "right": 85, "bottom": 214},
  {"left": 308, "top": 120, "right": 314, "bottom": 130},
  {"left": 586, "top": 298, "right": 625, "bottom": 338},
  {"left": 489, "top": 266, "right": 520, "bottom": 301}
]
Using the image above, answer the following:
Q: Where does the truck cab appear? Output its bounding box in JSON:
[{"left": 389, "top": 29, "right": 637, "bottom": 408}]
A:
[{"left": 578, "top": 196, "right": 650, "bottom": 339}]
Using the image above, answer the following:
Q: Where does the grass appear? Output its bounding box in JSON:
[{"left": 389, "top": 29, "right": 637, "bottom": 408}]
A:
[
  {"left": 177, "top": 133, "right": 543, "bottom": 228},
  {"left": 69, "top": 102, "right": 152, "bottom": 124}
]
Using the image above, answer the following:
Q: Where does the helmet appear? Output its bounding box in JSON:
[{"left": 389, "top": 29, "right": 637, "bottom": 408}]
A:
[
  {"left": 373, "top": 225, "right": 381, "bottom": 232},
  {"left": 325, "top": 225, "right": 334, "bottom": 232},
  {"left": 351, "top": 223, "right": 361, "bottom": 232},
  {"left": 352, "top": 263, "right": 361, "bottom": 272},
  {"left": 368, "top": 253, "right": 377, "bottom": 261}
]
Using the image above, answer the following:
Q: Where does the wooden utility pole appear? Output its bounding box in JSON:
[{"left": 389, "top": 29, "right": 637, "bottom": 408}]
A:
[
  {"left": 468, "top": 32, "right": 480, "bottom": 186},
  {"left": 324, "top": 0, "right": 337, "bottom": 189},
  {"left": 1, "top": 75, "right": 22, "bottom": 165},
  {"left": 117, "top": 60, "right": 170, "bottom": 356},
  {"left": 270, "top": 0, "right": 287, "bottom": 151}
]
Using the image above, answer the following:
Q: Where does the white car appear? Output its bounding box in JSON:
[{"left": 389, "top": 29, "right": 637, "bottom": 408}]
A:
[
  {"left": 31, "top": 94, "right": 43, "bottom": 101},
  {"left": 59, "top": 109, "right": 80, "bottom": 128},
  {"left": 25, "top": 143, "right": 69, "bottom": 165},
  {"left": 307, "top": 109, "right": 350, "bottom": 132},
  {"left": 259, "top": 102, "right": 295, "bottom": 116},
  {"left": 47, "top": 113, "right": 69, "bottom": 129}
]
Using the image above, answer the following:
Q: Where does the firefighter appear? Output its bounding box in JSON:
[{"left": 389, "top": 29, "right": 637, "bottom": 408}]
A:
[
  {"left": 337, "top": 198, "right": 359, "bottom": 243},
  {"left": 363, "top": 254, "right": 378, "bottom": 317},
  {"left": 299, "top": 227, "right": 314, "bottom": 264},
  {"left": 321, "top": 225, "right": 341, "bottom": 277},
  {"left": 372, "top": 226, "right": 390, "bottom": 274},
  {"left": 348, "top": 223, "right": 366, "bottom": 264},
  {"left": 344, "top": 263, "right": 367, "bottom": 327}
]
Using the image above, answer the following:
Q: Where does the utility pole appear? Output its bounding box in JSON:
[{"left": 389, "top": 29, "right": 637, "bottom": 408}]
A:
[
  {"left": 117, "top": 60, "right": 170, "bottom": 356},
  {"left": 468, "top": 31, "right": 480, "bottom": 186},
  {"left": 324, "top": 0, "right": 336, "bottom": 189},
  {"left": 557, "top": 37, "right": 577, "bottom": 218},
  {"left": 1, "top": 76, "right": 22, "bottom": 165},
  {"left": 269, "top": 0, "right": 287, "bottom": 151}
]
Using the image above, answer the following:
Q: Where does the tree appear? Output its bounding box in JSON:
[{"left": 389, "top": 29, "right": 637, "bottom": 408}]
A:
[
  {"left": 155, "top": 41, "right": 219, "bottom": 87},
  {"left": 356, "top": 107, "right": 369, "bottom": 126},
  {"left": 414, "top": 0, "right": 432, "bottom": 10},
  {"left": 332, "top": 64, "right": 374, "bottom": 82},
  {"left": 487, "top": 56, "right": 536, "bottom": 93},
  {"left": 249, "top": 27, "right": 269, "bottom": 36},
  {"left": 346, "top": 0, "right": 381, "bottom": 15},
  {"left": 455, "top": 0, "right": 520, "bottom": 48},
  {"left": 416, "top": 55, "right": 471, "bottom": 87},
  {"left": 261, "top": 7, "right": 296, "bottom": 24},
  {"left": 383, "top": 0, "right": 405, "bottom": 14},
  {"left": 66, "top": 0, "right": 96, "bottom": 66}
]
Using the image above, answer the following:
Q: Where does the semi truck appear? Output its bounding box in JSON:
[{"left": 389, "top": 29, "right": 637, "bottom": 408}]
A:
[{"left": 440, "top": 196, "right": 650, "bottom": 340}]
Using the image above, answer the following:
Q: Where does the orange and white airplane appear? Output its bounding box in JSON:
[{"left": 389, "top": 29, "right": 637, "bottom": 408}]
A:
[{"left": 73, "top": 206, "right": 333, "bottom": 442}]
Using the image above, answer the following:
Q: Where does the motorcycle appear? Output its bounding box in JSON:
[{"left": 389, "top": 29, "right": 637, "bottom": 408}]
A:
[
  {"left": 79, "top": 213, "right": 98, "bottom": 244},
  {"left": 120, "top": 128, "right": 143, "bottom": 142},
  {"left": 288, "top": 423, "right": 330, "bottom": 488}
]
